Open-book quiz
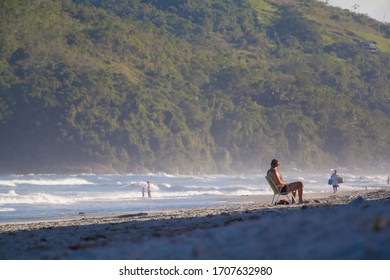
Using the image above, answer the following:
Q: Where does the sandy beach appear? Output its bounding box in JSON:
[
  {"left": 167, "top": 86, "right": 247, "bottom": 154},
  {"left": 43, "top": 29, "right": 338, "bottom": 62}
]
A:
[{"left": 0, "top": 189, "right": 389, "bottom": 260}]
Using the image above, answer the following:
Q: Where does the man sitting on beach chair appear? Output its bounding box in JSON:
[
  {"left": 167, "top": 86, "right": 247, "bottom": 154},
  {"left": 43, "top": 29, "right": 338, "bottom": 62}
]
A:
[
  {"left": 265, "top": 175, "right": 295, "bottom": 205},
  {"left": 266, "top": 159, "right": 304, "bottom": 204}
]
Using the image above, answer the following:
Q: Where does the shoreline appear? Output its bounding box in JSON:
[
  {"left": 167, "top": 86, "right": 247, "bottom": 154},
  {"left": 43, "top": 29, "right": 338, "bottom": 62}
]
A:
[
  {"left": 0, "top": 189, "right": 376, "bottom": 228},
  {"left": 0, "top": 189, "right": 389, "bottom": 259}
]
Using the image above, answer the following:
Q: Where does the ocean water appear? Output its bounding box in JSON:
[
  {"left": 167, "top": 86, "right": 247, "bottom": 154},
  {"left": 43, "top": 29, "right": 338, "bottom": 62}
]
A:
[{"left": 0, "top": 172, "right": 387, "bottom": 223}]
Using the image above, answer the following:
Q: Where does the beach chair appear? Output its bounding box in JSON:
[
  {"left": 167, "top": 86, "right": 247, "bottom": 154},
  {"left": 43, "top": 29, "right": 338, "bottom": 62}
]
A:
[{"left": 265, "top": 175, "right": 296, "bottom": 205}]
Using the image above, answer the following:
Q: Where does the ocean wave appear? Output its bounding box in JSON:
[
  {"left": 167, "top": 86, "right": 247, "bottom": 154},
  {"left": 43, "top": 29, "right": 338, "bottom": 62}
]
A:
[
  {"left": 0, "top": 178, "right": 94, "bottom": 187},
  {"left": 0, "top": 181, "right": 17, "bottom": 187},
  {"left": 0, "top": 207, "right": 15, "bottom": 212},
  {"left": 0, "top": 190, "right": 74, "bottom": 204}
]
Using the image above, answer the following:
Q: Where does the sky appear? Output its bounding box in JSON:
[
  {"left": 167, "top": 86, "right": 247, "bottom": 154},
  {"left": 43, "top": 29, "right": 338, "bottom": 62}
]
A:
[{"left": 322, "top": 0, "right": 390, "bottom": 23}]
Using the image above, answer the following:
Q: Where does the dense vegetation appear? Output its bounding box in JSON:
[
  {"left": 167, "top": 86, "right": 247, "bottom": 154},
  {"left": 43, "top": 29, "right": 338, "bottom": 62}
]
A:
[{"left": 1, "top": 0, "right": 390, "bottom": 174}]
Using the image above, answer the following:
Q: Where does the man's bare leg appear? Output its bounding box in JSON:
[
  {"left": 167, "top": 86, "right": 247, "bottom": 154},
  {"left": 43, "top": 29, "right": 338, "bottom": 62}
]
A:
[{"left": 288, "top": 182, "right": 304, "bottom": 203}]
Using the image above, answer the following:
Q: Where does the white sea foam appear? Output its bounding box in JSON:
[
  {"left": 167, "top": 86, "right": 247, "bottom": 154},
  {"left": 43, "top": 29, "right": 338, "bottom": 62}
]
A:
[
  {"left": 0, "top": 181, "right": 17, "bottom": 187},
  {"left": 161, "top": 183, "right": 172, "bottom": 188},
  {"left": 0, "top": 178, "right": 93, "bottom": 187},
  {"left": 0, "top": 190, "right": 74, "bottom": 204},
  {"left": 0, "top": 207, "right": 15, "bottom": 212}
]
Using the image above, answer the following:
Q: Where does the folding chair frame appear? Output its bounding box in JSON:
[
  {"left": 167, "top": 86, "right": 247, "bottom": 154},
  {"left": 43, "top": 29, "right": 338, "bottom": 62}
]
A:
[{"left": 265, "top": 175, "right": 297, "bottom": 205}]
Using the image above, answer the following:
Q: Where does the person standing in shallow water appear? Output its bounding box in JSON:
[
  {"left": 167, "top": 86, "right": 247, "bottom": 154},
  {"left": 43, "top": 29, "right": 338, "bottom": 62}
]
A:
[
  {"left": 147, "top": 181, "right": 152, "bottom": 198},
  {"left": 266, "top": 159, "right": 304, "bottom": 204}
]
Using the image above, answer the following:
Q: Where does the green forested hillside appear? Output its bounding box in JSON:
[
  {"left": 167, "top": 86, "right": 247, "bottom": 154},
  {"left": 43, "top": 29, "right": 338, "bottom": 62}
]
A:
[{"left": 0, "top": 0, "right": 389, "bottom": 174}]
